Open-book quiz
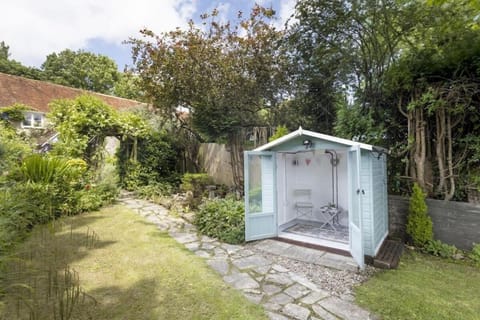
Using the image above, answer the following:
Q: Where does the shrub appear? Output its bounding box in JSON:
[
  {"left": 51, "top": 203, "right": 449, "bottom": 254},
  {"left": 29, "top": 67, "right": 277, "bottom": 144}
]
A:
[
  {"left": 470, "top": 243, "right": 480, "bottom": 265},
  {"left": 135, "top": 182, "right": 174, "bottom": 200},
  {"left": 194, "top": 197, "right": 245, "bottom": 244},
  {"left": 424, "top": 240, "right": 457, "bottom": 258},
  {"left": 406, "top": 183, "right": 433, "bottom": 247},
  {"left": 117, "top": 130, "right": 181, "bottom": 190},
  {"left": 18, "top": 154, "right": 70, "bottom": 184},
  {"left": 0, "top": 190, "right": 37, "bottom": 252},
  {"left": 181, "top": 173, "right": 212, "bottom": 197},
  {"left": 76, "top": 189, "right": 104, "bottom": 212},
  {"left": 0, "top": 122, "right": 32, "bottom": 177}
]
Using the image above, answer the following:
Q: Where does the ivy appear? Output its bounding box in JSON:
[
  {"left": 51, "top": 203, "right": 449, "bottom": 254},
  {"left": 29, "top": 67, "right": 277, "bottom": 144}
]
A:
[
  {"left": 48, "top": 94, "right": 150, "bottom": 168},
  {"left": 0, "top": 103, "right": 30, "bottom": 123}
]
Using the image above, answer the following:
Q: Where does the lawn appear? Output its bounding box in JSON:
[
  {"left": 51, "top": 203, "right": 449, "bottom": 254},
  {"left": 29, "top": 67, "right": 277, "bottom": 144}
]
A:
[
  {"left": 0, "top": 205, "right": 267, "bottom": 320},
  {"left": 355, "top": 249, "right": 480, "bottom": 320}
]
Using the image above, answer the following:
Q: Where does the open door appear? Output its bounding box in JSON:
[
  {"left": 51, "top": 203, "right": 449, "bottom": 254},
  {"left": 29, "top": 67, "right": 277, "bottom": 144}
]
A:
[
  {"left": 348, "top": 145, "right": 365, "bottom": 269},
  {"left": 244, "top": 151, "right": 277, "bottom": 241}
]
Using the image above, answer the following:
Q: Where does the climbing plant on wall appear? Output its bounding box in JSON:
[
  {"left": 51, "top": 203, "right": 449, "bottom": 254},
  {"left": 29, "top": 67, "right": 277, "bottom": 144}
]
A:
[{"left": 48, "top": 94, "right": 149, "bottom": 168}]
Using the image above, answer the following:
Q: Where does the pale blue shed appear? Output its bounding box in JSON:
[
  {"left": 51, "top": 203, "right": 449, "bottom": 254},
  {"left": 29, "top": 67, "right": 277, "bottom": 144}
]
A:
[{"left": 244, "top": 127, "right": 389, "bottom": 268}]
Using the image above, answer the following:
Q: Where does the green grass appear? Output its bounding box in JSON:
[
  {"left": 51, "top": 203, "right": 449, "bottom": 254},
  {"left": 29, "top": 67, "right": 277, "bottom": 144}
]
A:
[
  {"left": 0, "top": 205, "right": 267, "bottom": 320},
  {"left": 355, "top": 249, "right": 480, "bottom": 320}
]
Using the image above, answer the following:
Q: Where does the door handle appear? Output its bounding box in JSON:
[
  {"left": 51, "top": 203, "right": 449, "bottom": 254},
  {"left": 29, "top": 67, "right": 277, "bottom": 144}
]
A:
[
  {"left": 356, "top": 189, "right": 360, "bottom": 194},
  {"left": 362, "top": 189, "right": 365, "bottom": 195}
]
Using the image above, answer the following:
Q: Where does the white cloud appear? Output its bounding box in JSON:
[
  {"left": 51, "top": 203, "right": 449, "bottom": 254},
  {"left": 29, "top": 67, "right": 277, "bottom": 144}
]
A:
[
  {"left": 276, "top": 0, "right": 296, "bottom": 29},
  {"left": 0, "top": 0, "right": 197, "bottom": 67}
]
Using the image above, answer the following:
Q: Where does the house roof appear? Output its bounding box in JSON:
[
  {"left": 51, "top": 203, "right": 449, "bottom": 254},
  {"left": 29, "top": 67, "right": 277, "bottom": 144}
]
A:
[
  {"left": 254, "top": 127, "right": 377, "bottom": 151},
  {"left": 0, "top": 72, "right": 146, "bottom": 113}
]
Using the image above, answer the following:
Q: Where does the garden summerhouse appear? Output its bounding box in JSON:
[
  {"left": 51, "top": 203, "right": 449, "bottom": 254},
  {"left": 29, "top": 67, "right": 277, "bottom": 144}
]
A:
[{"left": 244, "top": 127, "right": 389, "bottom": 268}]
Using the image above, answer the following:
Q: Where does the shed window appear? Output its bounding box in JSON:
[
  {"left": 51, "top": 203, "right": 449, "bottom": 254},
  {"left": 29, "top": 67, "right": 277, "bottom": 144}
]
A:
[{"left": 22, "top": 112, "right": 45, "bottom": 128}]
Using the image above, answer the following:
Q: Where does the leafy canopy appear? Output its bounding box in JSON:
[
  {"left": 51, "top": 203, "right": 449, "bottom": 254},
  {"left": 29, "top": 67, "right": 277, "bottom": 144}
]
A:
[
  {"left": 128, "top": 5, "right": 288, "bottom": 142},
  {"left": 42, "top": 49, "right": 120, "bottom": 94}
]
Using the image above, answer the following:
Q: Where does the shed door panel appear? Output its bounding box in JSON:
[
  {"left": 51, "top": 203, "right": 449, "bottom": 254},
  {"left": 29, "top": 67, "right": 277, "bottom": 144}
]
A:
[
  {"left": 244, "top": 152, "right": 277, "bottom": 241},
  {"left": 348, "top": 145, "right": 365, "bottom": 269}
]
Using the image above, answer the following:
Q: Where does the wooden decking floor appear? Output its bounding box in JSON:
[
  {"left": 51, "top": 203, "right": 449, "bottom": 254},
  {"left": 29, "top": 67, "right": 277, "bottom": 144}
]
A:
[{"left": 373, "top": 239, "right": 403, "bottom": 269}]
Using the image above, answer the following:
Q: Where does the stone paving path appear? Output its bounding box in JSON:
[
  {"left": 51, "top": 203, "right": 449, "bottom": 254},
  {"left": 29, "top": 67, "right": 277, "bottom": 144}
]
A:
[{"left": 120, "top": 197, "right": 376, "bottom": 320}]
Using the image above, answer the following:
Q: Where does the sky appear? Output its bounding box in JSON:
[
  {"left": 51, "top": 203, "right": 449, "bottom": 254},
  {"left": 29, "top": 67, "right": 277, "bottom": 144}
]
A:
[{"left": 0, "top": 0, "right": 296, "bottom": 70}]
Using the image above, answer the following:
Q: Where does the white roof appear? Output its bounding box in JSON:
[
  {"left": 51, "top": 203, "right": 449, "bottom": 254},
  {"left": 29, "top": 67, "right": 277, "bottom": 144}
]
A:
[{"left": 254, "top": 127, "right": 375, "bottom": 151}]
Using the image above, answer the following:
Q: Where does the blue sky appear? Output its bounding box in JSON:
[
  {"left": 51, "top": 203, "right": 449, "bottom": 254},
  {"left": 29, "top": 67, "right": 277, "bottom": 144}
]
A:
[{"left": 1, "top": 0, "right": 295, "bottom": 70}]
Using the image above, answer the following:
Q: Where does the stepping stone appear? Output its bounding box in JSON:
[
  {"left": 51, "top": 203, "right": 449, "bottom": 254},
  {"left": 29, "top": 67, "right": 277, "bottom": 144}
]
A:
[
  {"left": 223, "top": 272, "right": 259, "bottom": 290},
  {"left": 169, "top": 232, "right": 198, "bottom": 244},
  {"left": 147, "top": 216, "right": 162, "bottom": 224},
  {"left": 244, "top": 292, "right": 264, "bottom": 304},
  {"left": 232, "top": 255, "right": 271, "bottom": 270},
  {"left": 317, "top": 296, "right": 371, "bottom": 320},
  {"left": 143, "top": 205, "right": 162, "bottom": 211},
  {"left": 265, "top": 273, "right": 294, "bottom": 286},
  {"left": 207, "top": 259, "right": 229, "bottom": 276},
  {"left": 312, "top": 305, "right": 339, "bottom": 320},
  {"left": 254, "top": 239, "right": 292, "bottom": 255},
  {"left": 220, "top": 243, "right": 242, "bottom": 254},
  {"left": 253, "top": 265, "right": 271, "bottom": 275},
  {"left": 194, "top": 250, "right": 211, "bottom": 258},
  {"left": 267, "top": 312, "right": 289, "bottom": 320},
  {"left": 272, "top": 264, "right": 289, "bottom": 273},
  {"left": 123, "top": 200, "right": 143, "bottom": 208},
  {"left": 264, "top": 302, "right": 282, "bottom": 311},
  {"left": 284, "top": 283, "right": 310, "bottom": 299},
  {"left": 283, "top": 246, "right": 326, "bottom": 264},
  {"left": 282, "top": 303, "right": 310, "bottom": 320},
  {"left": 183, "top": 222, "right": 195, "bottom": 230},
  {"left": 184, "top": 242, "right": 200, "bottom": 251},
  {"left": 288, "top": 273, "right": 321, "bottom": 291},
  {"left": 213, "top": 248, "right": 228, "bottom": 258},
  {"left": 155, "top": 222, "right": 170, "bottom": 230},
  {"left": 201, "top": 235, "right": 216, "bottom": 242},
  {"left": 263, "top": 284, "right": 283, "bottom": 295},
  {"left": 201, "top": 242, "right": 216, "bottom": 250},
  {"left": 235, "top": 249, "right": 255, "bottom": 257},
  {"left": 300, "top": 290, "right": 329, "bottom": 305},
  {"left": 243, "top": 288, "right": 262, "bottom": 295},
  {"left": 268, "top": 293, "right": 294, "bottom": 305}
]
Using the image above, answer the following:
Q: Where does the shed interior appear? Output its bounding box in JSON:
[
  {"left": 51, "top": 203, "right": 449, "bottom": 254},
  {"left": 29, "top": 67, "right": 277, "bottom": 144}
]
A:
[{"left": 275, "top": 148, "right": 350, "bottom": 250}]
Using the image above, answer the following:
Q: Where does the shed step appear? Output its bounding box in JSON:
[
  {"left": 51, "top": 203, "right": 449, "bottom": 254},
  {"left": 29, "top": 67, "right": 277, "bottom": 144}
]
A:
[{"left": 373, "top": 240, "right": 403, "bottom": 269}]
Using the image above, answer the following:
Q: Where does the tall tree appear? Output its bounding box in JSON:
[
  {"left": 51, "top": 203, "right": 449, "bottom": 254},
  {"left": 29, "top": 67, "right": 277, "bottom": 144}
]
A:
[
  {"left": 0, "top": 41, "right": 44, "bottom": 80},
  {"left": 42, "top": 49, "right": 120, "bottom": 94},
  {"left": 128, "top": 6, "right": 288, "bottom": 188},
  {"left": 113, "top": 72, "right": 144, "bottom": 101},
  {"left": 285, "top": 0, "right": 414, "bottom": 132},
  {"left": 383, "top": 0, "right": 480, "bottom": 199}
]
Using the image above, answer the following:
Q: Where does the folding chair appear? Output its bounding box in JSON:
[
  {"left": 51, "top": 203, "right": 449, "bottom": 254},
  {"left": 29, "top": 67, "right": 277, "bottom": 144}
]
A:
[
  {"left": 294, "top": 189, "right": 314, "bottom": 219},
  {"left": 319, "top": 205, "right": 341, "bottom": 231}
]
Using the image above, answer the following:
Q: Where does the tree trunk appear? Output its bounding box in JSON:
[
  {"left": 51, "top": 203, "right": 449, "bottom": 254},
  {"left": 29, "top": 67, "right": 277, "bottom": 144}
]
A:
[
  {"left": 413, "top": 107, "right": 427, "bottom": 190},
  {"left": 446, "top": 114, "right": 455, "bottom": 200},
  {"left": 436, "top": 106, "right": 446, "bottom": 195}
]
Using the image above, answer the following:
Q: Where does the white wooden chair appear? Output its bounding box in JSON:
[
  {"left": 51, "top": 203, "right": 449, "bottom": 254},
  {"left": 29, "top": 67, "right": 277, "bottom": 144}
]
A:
[{"left": 294, "top": 189, "right": 314, "bottom": 219}]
